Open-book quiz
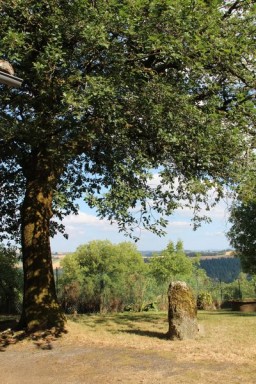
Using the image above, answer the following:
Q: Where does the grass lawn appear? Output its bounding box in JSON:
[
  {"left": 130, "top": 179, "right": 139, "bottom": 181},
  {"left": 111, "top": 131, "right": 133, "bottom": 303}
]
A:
[
  {"left": 67, "top": 310, "right": 256, "bottom": 382},
  {"left": 0, "top": 310, "right": 256, "bottom": 384}
]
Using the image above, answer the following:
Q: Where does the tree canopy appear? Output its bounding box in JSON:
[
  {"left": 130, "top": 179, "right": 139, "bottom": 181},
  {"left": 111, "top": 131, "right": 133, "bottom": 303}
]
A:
[
  {"left": 228, "top": 154, "right": 256, "bottom": 275},
  {"left": 228, "top": 200, "right": 256, "bottom": 274},
  {"left": 60, "top": 240, "right": 147, "bottom": 312},
  {"left": 1, "top": 0, "right": 256, "bottom": 240},
  {"left": 149, "top": 240, "right": 194, "bottom": 286},
  {"left": 0, "top": 0, "right": 255, "bottom": 331}
]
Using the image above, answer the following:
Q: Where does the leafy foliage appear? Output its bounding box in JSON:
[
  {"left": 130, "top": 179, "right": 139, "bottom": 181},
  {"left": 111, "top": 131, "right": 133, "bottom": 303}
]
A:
[
  {"left": 149, "top": 240, "right": 194, "bottom": 286},
  {"left": 0, "top": 245, "right": 22, "bottom": 314},
  {"left": 0, "top": 0, "right": 255, "bottom": 329},
  {"left": 59, "top": 240, "right": 147, "bottom": 312},
  {"left": 228, "top": 202, "right": 256, "bottom": 274},
  {"left": 197, "top": 292, "right": 213, "bottom": 310},
  {"left": 218, "top": 273, "right": 256, "bottom": 301},
  {"left": 0, "top": 0, "right": 255, "bottom": 241},
  {"left": 147, "top": 240, "right": 200, "bottom": 310},
  {"left": 228, "top": 154, "right": 256, "bottom": 275},
  {"left": 58, "top": 240, "right": 256, "bottom": 312}
]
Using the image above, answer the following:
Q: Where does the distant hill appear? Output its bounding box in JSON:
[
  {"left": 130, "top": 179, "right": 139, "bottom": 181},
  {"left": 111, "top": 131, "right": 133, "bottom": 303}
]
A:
[
  {"left": 140, "top": 249, "right": 235, "bottom": 259},
  {"left": 140, "top": 249, "right": 240, "bottom": 283},
  {"left": 199, "top": 257, "right": 241, "bottom": 283},
  {"left": 186, "top": 250, "right": 235, "bottom": 259},
  {"left": 140, "top": 250, "right": 160, "bottom": 257},
  {"left": 187, "top": 250, "right": 241, "bottom": 283}
]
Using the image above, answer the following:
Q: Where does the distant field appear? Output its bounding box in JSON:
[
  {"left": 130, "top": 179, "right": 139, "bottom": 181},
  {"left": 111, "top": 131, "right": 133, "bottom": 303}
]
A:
[{"left": 199, "top": 251, "right": 235, "bottom": 260}]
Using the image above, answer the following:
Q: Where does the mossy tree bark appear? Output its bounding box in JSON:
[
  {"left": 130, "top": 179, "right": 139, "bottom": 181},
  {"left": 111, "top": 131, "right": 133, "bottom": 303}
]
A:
[{"left": 19, "top": 165, "right": 65, "bottom": 332}]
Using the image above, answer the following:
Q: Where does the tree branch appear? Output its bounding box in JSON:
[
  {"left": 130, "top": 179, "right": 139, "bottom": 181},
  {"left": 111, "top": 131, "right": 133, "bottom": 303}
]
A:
[{"left": 222, "top": 0, "right": 244, "bottom": 20}]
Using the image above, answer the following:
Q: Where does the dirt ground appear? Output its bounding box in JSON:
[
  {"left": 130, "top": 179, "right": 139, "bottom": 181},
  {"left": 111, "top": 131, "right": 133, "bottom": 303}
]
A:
[
  {"left": 0, "top": 314, "right": 256, "bottom": 384},
  {"left": 0, "top": 338, "right": 226, "bottom": 384},
  {"left": 0, "top": 340, "right": 200, "bottom": 384}
]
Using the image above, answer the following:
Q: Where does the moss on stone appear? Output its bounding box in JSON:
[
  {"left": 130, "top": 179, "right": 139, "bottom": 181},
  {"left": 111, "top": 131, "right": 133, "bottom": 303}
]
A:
[{"left": 167, "top": 281, "right": 198, "bottom": 340}]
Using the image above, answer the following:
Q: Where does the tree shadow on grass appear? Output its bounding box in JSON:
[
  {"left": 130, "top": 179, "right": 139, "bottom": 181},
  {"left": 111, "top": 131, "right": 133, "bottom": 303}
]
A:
[
  {"left": 69, "top": 312, "right": 165, "bottom": 327},
  {"left": 0, "top": 316, "right": 67, "bottom": 352},
  {"left": 120, "top": 329, "right": 169, "bottom": 340}
]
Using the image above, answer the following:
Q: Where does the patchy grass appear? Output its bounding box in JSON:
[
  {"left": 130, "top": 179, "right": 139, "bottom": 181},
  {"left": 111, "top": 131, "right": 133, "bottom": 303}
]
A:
[
  {"left": 63, "top": 310, "right": 256, "bottom": 383},
  {"left": 1, "top": 310, "right": 256, "bottom": 384},
  {"left": 66, "top": 310, "right": 256, "bottom": 350},
  {"left": 66, "top": 311, "right": 170, "bottom": 346}
]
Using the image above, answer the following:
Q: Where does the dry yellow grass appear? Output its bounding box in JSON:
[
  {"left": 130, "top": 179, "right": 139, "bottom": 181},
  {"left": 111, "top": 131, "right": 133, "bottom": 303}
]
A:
[
  {"left": 64, "top": 310, "right": 256, "bottom": 383},
  {"left": 0, "top": 311, "right": 255, "bottom": 384}
]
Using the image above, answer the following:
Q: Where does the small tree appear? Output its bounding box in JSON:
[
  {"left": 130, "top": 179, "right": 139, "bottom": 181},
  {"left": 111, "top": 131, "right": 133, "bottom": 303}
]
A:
[
  {"left": 60, "top": 240, "right": 147, "bottom": 313},
  {"left": 149, "top": 241, "right": 193, "bottom": 284},
  {"left": 186, "top": 253, "right": 212, "bottom": 297},
  {"left": 149, "top": 240, "right": 194, "bottom": 307}
]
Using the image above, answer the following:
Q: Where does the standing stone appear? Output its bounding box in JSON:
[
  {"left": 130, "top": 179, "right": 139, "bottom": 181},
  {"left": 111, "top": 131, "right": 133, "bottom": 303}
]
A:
[{"left": 167, "top": 281, "right": 198, "bottom": 340}]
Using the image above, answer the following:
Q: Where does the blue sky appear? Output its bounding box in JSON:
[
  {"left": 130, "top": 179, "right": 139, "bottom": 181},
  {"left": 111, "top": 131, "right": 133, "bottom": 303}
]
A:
[{"left": 51, "top": 192, "right": 233, "bottom": 253}]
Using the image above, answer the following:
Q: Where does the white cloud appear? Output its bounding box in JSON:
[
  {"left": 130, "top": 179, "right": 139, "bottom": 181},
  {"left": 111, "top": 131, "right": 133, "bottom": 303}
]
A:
[
  {"left": 147, "top": 173, "right": 162, "bottom": 187},
  {"left": 62, "top": 210, "right": 121, "bottom": 236},
  {"left": 167, "top": 221, "right": 191, "bottom": 228},
  {"left": 148, "top": 172, "right": 232, "bottom": 220},
  {"left": 204, "top": 230, "right": 228, "bottom": 238},
  {"left": 50, "top": 173, "right": 233, "bottom": 252},
  {"left": 175, "top": 202, "right": 230, "bottom": 221},
  {"left": 63, "top": 211, "right": 105, "bottom": 226}
]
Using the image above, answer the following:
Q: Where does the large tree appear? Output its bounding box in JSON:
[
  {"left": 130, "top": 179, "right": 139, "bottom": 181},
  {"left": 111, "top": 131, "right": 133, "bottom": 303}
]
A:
[
  {"left": 0, "top": 0, "right": 255, "bottom": 331},
  {"left": 228, "top": 156, "right": 256, "bottom": 275},
  {"left": 229, "top": 201, "right": 256, "bottom": 275}
]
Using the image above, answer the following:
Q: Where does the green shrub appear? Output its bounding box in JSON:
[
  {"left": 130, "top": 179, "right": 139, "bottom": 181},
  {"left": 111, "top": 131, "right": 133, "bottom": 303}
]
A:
[{"left": 197, "top": 292, "right": 213, "bottom": 310}]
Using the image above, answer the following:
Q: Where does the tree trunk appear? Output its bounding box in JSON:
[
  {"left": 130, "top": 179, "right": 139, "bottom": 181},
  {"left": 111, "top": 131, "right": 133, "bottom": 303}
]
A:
[{"left": 19, "top": 172, "right": 65, "bottom": 332}]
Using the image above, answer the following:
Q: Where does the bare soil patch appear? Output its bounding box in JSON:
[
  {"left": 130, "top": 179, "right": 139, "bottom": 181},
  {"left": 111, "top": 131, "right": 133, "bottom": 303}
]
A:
[{"left": 0, "top": 311, "right": 255, "bottom": 384}]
